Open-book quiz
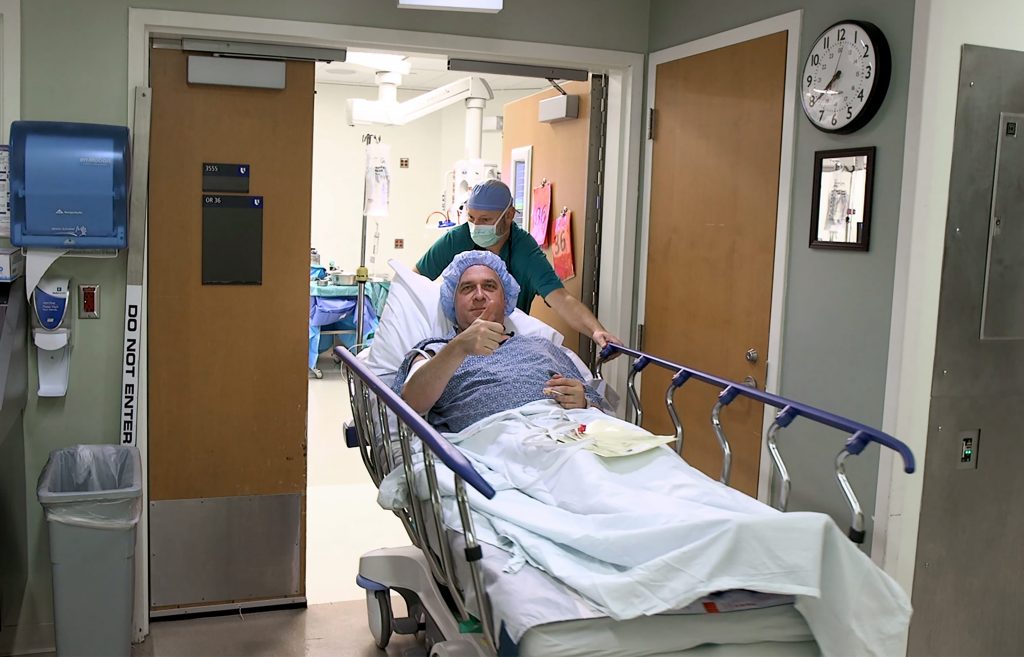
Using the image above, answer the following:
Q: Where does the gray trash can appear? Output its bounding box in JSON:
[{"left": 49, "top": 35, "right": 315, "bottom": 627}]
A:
[{"left": 37, "top": 444, "right": 142, "bottom": 657}]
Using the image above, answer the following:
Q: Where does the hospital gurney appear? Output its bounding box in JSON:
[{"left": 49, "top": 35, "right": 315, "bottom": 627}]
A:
[{"left": 338, "top": 342, "right": 915, "bottom": 657}]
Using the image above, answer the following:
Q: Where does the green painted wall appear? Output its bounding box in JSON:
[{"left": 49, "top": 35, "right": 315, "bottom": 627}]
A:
[
  {"left": 3, "top": 0, "right": 650, "bottom": 650},
  {"left": 3, "top": 0, "right": 916, "bottom": 648},
  {"left": 648, "top": 0, "right": 916, "bottom": 547}
]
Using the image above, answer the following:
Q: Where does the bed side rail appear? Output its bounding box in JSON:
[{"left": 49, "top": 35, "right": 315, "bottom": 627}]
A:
[
  {"left": 597, "top": 343, "right": 915, "bottom": 544},
  {"left": 335, "top": 346, "right": 496, "bottom": 648},
  {"left": 336, "top": 347, "right": 496, "bottom": 499}
]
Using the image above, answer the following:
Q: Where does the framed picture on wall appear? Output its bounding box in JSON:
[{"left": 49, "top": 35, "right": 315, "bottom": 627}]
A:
[
  {"left": 809, "top": 147, "right": 875, "bottom": 251},
  {"left": 509, "top": 145, "right": 533, "bottom": 231}
]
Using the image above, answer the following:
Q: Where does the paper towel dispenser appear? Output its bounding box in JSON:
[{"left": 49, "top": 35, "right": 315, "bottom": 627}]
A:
[{"left": 9, "top": 120, "right": 129, "bottom": 249}]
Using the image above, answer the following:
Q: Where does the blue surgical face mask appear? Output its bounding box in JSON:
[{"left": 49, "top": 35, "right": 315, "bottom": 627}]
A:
[{"left": 468, "top": 200, "right": 512, "bottom": 248}]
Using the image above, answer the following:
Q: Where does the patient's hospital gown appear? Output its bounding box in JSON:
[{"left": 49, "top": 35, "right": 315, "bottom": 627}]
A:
[{"left": 393, "top": 335, "right": 602, "bottom": 432}]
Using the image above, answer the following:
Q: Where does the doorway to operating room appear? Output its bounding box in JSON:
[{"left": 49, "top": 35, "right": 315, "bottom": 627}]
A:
[
  {"left": 305, "top": 51, "right": 553, "bottom": 605},
  {"left": 145, "top": 43, "right": 613, "bottom": 614},
  {"left": 132, "top": 6, "right": 643, "bottom": 639},
  {"left": 304, "top": 51, "right": 609, "bottom": 604}
]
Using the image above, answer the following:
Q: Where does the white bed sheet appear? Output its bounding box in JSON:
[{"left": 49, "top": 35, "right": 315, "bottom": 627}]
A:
[
  {"left": 379, "top": 400, "right": 911, "bottom": 656},
  {"left": 517, "top": 608, "right": 818, "bottom": 657},
  {"left": 449, "top": 534, "right": 817, "bottom": 657}
]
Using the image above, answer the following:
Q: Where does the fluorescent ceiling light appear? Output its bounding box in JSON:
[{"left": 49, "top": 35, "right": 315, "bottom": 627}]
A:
[
  {"left": 346, "top": 51, "right": 412, "bottom": 74},
  {"left": 448, "top": 58, "right": 588, "bottom": 82},
  {"left": 397, "top": 0, "right": 502, "bottom": 12}
]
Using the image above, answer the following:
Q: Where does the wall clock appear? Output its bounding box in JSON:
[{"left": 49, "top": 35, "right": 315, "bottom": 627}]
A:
[{"left": 801, "top": 20, "right": 891, "bottom": 134}]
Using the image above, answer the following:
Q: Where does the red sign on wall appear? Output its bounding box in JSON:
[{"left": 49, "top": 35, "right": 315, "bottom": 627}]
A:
[
  {"left": 530, "top": 182, "right": 551, "bottom": 247},
  {"left": 552, "top": 209, "right": 574, "bottom": 281}
]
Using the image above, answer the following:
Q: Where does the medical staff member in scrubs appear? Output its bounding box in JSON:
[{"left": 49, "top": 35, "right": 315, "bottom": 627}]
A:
[{"left": 414, "top": 180, "right": 622, "bottom": 350}]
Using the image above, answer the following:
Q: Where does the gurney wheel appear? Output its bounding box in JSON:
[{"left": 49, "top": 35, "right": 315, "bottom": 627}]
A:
[{"left": 366, "top": 589, "right": 393, "bottom": 649}]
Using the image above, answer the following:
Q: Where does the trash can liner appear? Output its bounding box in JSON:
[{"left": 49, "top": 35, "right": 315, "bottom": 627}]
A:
[{"left": 37, "top": 445, "right": 142, "bottom": 530}]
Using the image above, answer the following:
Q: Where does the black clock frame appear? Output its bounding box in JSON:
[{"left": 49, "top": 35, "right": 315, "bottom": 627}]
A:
[{"left": 804, "top": 20, "right": 891, "bottom": 134}]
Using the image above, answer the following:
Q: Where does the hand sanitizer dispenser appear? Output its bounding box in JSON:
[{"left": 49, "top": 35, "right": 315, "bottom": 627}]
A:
[{"left": 32, "top": 277, "right": 72, "bottom": 397}]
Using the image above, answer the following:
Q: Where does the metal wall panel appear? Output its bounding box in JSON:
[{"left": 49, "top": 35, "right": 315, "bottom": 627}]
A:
[
  {"left": 150, "top": 494, "right": 301, "bottom": 609},
  {"left": 981, "top": 112, "right": 1024, "bottom": 339},
  {"left": 910, "top": 45, "right": 1024, "bottom": 656}
]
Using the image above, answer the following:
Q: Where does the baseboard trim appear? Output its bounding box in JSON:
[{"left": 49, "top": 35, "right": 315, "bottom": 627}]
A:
[
  {"left": 151, "top": 596, "right": 307, "bottom": 618},
  {"left": 0, "top": 622, "right": 55, "bottom": 656}
]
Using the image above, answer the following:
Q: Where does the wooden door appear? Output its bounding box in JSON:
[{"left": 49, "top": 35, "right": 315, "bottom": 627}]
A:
[
  {"left": 642, "top": 33, "right": 787, "bottom": 496},
  {"left": 147, "top": 48, "right": 313, "bottom": 610},
  {"left": 502, "top": 81, "right": 594, "bottom": 356}
]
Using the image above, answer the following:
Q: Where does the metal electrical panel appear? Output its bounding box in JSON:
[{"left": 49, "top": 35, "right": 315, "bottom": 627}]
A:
[
  {"left": 909, "top": 45, "right": 1024, "bottom": 656},
  {"left": 981, "top": 112, "right": 1024, "bottom": 339}
]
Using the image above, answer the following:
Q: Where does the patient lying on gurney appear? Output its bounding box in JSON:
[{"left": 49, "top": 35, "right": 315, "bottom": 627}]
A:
[{"left": 395, "top": 251, "right": 609, "bottom": 432}]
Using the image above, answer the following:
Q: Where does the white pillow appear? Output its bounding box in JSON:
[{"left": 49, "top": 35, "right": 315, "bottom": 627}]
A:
[{"left": 365, "top": 259, "right": 566, "bottom": 380}]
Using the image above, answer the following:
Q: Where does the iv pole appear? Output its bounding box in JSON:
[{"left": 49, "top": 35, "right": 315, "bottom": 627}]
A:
[{"left": 355, "top": 133, "right": 381, "bottom": 352}]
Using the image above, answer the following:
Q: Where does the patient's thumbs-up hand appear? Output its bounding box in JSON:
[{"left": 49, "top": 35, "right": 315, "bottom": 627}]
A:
[{"left": 454, "top": 317, "right": 508, "bottom": 356}]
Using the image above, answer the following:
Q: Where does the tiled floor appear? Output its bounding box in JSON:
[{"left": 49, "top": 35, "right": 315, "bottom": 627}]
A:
[
  {"left": 131, "top": 600, "right": 425, "bottom": 657},
  {"left": 305, "top": 357, "right": 411, "bottom": 604}
]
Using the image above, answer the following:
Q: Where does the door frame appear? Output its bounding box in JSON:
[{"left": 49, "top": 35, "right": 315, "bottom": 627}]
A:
[
  {"left": 636, "top": 10, "right": 802, "bottom": 503},
  {"left": 128, "top": 7, "right": 644, "bottom": 640},
  {"left": 0, "top": 0, "right": 20, "bottom": 142}
]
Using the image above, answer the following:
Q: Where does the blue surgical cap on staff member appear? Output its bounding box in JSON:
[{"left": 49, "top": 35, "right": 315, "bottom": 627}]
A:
[
  {"left": 439, "top": 251, "right": 521, "bottom": 324},
  {"left": 465, "top": 180, "right": 513, "bottom": 212}
]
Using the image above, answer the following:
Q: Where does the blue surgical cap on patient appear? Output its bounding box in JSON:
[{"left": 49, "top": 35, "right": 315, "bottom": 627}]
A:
[
  {"left": 465, "top": 180, "right": 512, "bottom": 211},
  {"left": 440, "top": 251, "right": 520, "bottom": 324}
]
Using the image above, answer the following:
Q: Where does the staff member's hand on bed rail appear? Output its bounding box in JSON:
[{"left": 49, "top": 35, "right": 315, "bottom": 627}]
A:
[{"left": 544, "top": 373, "right": 588, "bottom": 409}]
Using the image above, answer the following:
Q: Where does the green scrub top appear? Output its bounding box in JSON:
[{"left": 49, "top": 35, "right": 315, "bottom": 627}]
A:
[{"left": 415, "top": 223, "right": 563, "bottom": 312}]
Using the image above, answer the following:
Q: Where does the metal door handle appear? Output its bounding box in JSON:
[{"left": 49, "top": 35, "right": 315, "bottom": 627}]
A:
[
  {"left": 743, "top": 375, "right": 758, "bottom": 389},
  {"left": 745, "top": 348, "right": 759, "bottom": 363}
]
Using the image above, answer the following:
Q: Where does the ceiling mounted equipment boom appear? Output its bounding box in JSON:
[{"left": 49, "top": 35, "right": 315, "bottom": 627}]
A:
[{"left": 346, "top": 75, "right": 493, "bottom": 128}]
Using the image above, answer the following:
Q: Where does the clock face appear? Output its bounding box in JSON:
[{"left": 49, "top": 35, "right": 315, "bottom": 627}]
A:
[{"left": 801, "top": 21, "right": 891, "bottom": 133}]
